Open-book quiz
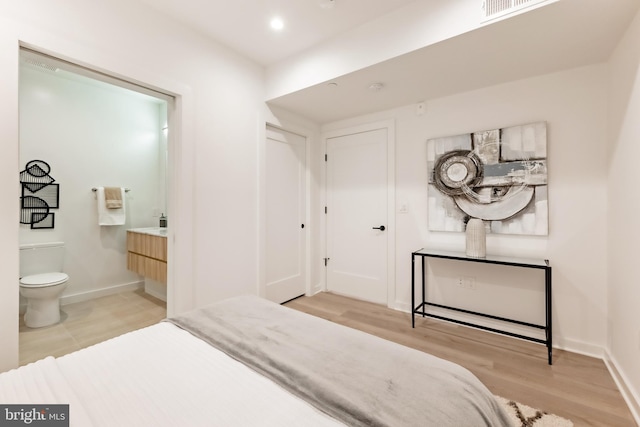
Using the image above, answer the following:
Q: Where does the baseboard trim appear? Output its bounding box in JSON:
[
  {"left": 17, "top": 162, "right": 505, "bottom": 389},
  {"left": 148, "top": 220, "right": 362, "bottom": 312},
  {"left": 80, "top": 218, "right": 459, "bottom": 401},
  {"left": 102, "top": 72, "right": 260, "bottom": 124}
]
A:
[
  {"left": 60, "top": 281, "right": 144, "bottom": 306},
  {"left": 604, "top": 351, "right": 640, "bottom": 427},
  {"left": 144, "top": 287, "right": 167, "bottom": 302},
  {"left": 394, "top": 300, "right": 607, "bottom": 357},
  {"left": 308, "top": 288, "right": 323, "bottom": 297},
  {"left": 554, "top": 338, "right": 605, "bottom": 359},
  {"left": 393, "top": 300, "right": 411, "bottom": 312},
  {"left": 309, "top": 282, "right": 324, "bottom": 296}
]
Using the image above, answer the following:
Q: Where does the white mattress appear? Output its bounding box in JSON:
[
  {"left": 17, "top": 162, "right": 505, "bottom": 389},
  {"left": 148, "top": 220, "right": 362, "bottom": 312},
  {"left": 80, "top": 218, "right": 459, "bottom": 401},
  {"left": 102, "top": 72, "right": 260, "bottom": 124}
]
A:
[{"left": 0, "top": 323, "right": 344, "bottom": 427}]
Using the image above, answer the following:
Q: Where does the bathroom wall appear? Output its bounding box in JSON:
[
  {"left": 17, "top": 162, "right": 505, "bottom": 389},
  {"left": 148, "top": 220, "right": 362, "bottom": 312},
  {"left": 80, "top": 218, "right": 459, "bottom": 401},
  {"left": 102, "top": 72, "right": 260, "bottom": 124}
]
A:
[{"left": 19, "top": 62, "right": 167, "bottom": 302}]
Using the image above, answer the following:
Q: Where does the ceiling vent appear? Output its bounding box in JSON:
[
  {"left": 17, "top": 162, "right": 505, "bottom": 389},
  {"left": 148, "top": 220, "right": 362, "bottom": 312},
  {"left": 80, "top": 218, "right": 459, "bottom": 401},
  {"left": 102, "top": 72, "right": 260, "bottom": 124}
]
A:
[
  {"left": 482, "top": 0, "right": 549, "bottom": 22},
  {"left": 23, "top": 57, "right": 59, "bottom": 72}
]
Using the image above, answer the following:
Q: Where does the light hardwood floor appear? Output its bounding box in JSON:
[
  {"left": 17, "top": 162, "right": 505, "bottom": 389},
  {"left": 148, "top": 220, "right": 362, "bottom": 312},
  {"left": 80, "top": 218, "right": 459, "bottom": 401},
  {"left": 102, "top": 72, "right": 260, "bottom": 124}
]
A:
[
  {"left": 19, "top": 289, "right": 166, "bottom": 366},
  {"left": 284, "top": 292, "right": 637, "bottom": 427},
  {"left": 17, "top": 290, "right": 636, "bottom": 426}
]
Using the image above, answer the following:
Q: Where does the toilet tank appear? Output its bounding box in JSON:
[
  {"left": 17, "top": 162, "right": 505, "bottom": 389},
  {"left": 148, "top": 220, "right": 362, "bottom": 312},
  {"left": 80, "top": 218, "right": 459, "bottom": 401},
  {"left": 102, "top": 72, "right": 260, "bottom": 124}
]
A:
[{"left": 19, "top": 242, "right": 65, "bottom": 278}]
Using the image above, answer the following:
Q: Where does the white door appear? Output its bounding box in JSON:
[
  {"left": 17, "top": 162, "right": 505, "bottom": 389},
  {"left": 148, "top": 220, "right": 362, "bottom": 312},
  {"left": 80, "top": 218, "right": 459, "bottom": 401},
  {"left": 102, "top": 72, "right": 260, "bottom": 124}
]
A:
[
  {"left": 265, "top": 126, "right": 306, "bottom": 303},
  {"left": 326, "top": 127, "right": 388, "bottom": 304}
]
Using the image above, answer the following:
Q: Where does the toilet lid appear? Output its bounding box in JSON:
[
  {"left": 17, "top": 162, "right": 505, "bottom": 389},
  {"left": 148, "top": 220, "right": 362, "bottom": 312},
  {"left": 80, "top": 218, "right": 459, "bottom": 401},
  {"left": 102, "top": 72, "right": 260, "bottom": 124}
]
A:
[{"left": 20, "top": 272, "right": 69, "bottom": 287}]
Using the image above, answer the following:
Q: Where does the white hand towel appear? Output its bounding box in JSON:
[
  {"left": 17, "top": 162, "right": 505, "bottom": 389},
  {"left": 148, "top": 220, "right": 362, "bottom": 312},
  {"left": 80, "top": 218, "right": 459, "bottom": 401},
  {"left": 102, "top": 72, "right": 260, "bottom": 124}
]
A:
[{"left": 96, "top": 187, "right": 126, "bottom": 226}]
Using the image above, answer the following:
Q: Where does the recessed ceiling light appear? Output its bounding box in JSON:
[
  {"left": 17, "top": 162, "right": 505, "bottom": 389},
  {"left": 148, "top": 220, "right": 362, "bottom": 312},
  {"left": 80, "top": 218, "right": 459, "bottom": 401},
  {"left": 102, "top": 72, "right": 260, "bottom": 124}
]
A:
[
  {"left": 368, "top": 82, "right": 384, "bottom": 92},
  {"left": 328, "top": 82, "right": 338, "bottom": 88},
  {"left": 270, "top": 17, "right": 285, "bottom": 31}
]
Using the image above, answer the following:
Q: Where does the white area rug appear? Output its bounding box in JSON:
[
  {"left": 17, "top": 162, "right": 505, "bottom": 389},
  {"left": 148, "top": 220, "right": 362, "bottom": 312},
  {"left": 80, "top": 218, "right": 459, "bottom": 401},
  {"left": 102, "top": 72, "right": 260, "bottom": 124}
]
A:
[{"left": 496, "top": 396, "right": 574, "bottom": 427}]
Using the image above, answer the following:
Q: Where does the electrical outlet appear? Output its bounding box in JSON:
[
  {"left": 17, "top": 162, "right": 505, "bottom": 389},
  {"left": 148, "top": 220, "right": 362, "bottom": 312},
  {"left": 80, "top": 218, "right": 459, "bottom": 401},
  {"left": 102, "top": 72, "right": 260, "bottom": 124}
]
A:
[
  {"left": 465, "top": 277, "right": 476, "bottom": 290},
  {"left": 457, "top": 276, "right": 476, "bottom": 290}
]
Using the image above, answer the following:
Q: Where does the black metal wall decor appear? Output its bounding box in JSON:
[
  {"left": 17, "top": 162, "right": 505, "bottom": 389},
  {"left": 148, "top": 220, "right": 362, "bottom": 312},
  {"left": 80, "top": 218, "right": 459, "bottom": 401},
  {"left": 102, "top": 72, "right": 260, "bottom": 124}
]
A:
[{"left": 19, "top": 160, "right": 59, "bottom": 229}]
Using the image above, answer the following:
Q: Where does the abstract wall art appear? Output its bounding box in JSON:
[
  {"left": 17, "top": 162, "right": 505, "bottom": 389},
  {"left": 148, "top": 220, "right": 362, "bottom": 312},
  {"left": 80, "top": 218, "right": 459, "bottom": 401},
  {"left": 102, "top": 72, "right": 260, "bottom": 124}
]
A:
[
  {"left": 19, "top": 160, "right": 59, "bottom": 229},
  {"left": 427, "top": 122, "right": 548, "bottom": 236}
]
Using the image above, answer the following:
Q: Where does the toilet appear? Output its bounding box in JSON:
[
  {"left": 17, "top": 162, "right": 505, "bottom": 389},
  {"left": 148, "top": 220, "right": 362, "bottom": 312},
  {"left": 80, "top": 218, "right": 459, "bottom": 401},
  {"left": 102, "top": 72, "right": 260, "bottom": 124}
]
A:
[{"left": 19, "top": 242, "right": 69, "bottom": 328}]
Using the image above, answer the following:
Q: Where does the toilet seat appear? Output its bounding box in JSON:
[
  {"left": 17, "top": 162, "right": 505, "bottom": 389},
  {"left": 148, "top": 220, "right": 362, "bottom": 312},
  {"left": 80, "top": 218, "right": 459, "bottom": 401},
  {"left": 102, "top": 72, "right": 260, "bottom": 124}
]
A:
[{"left": 20, "top": 272, "right": 69, "bottom": 288}]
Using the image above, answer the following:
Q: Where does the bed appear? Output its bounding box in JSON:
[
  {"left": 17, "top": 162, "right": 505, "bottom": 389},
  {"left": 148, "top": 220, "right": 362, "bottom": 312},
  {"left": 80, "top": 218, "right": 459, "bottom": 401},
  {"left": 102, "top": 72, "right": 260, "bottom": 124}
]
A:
[{"left": 0, "top": 295, "right": 511, "bottom": 426}]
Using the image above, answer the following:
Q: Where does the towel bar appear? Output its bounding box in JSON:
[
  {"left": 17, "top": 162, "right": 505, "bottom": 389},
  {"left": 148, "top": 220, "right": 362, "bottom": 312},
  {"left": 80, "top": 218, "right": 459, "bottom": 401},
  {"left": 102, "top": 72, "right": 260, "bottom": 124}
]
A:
[{"left": 92, "top": 187, "right": 130, "bottom": 192}]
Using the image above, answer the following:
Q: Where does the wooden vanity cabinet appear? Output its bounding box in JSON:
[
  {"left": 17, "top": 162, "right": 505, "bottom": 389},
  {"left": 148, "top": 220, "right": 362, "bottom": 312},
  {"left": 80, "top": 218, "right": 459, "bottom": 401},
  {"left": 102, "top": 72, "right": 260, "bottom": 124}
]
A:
[{"left": 127, "top": 231, "right": 167, "bottom": 283}]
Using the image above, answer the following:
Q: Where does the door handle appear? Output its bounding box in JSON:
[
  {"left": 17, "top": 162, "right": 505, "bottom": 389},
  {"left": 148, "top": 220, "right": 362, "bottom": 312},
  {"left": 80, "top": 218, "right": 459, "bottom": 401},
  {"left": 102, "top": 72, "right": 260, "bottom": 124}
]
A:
[{"left": 372, "top": 225, "right": 386, "bottom": 231}]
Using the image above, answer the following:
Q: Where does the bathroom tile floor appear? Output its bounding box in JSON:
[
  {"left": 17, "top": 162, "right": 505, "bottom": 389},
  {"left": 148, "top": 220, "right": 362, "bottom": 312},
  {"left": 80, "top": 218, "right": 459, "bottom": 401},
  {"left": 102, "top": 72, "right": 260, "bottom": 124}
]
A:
[{"left": 19, "top": 288, "right": 166, "bottom": 366}]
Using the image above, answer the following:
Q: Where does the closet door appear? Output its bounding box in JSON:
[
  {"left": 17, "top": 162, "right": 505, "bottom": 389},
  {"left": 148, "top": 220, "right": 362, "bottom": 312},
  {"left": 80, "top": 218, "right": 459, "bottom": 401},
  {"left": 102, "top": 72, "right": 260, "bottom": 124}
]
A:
[{"left": 265, "top": 125, "right": 306, "bottom": 303}]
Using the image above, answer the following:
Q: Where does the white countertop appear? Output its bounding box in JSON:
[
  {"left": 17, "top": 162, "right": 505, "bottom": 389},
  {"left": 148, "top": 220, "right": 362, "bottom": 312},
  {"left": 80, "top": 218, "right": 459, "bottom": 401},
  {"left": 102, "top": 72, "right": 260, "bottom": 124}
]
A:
[{"left": 128, "top": 227, "right": 168, "bottom": 237}]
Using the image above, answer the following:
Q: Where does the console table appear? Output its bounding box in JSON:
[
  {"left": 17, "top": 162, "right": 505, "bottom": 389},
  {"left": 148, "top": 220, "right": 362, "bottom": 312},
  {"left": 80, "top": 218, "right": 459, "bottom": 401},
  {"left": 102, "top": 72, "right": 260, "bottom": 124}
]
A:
[{"left": 411, "top": 248, "right": 553, "bottom": 364}]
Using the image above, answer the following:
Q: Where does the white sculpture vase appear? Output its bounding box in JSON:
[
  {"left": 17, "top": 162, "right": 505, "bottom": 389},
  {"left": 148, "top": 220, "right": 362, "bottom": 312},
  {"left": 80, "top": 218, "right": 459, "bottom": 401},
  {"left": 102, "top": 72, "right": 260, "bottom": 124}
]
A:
[{"left": 465, "top": 218, "right": 486, "bottom": 258}]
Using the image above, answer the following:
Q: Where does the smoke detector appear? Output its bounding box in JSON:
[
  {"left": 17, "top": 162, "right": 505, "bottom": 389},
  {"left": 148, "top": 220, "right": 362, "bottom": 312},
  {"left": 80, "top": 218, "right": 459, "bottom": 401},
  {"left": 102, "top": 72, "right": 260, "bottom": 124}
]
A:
[{"left": 368, "top": 82, "right": 384, "bottom": 92}]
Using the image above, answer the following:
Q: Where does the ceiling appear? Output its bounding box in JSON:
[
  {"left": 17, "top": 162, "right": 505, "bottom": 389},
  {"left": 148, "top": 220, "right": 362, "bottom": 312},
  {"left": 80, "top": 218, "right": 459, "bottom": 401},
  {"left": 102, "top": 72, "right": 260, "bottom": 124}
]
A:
[
  {"left": 267, "top": 0, "right": 640, "bottom": 123},
  {"left": 132, "top": 0, "right": 639, "bottom": 124},
  {"left": 135, "top": 0, "right": 417, "bottom": 66}
]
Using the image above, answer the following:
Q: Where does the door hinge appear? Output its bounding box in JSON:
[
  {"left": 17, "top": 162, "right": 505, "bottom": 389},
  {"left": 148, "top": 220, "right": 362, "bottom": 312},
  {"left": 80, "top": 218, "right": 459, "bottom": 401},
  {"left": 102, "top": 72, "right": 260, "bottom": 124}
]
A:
[
  {"left": 325, "top": 154, "right": 328, "bottom": 162},
  {"left": 324, "top": 257, "right": 330, "bottom": 266},
  {"left": 324, "top": 206, "right": 327, "bottom": 214}
]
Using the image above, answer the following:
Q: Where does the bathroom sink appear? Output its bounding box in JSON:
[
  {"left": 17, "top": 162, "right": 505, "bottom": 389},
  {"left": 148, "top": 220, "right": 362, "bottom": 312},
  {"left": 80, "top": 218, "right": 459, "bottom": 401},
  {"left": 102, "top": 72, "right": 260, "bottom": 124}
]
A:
[{"left": 128, "top": 227, "right": 168, "bottom": 237}]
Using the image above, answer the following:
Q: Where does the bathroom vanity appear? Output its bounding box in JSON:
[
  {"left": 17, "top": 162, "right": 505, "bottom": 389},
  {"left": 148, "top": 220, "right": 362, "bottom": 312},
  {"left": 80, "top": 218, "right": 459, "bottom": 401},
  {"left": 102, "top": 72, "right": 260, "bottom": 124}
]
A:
[{"left": 127, "top": 228, "right": 167, "bottom": 283}]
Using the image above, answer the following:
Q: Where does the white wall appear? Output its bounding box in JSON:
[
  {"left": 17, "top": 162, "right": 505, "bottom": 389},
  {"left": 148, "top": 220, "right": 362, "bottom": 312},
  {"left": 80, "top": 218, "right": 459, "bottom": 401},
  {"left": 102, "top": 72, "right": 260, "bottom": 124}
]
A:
[
  {"left": 19, "top": 64, "right": 165, "bottom": 301},
  {"left": 321, "top": 64, "right": 610, "bottom": 356},
  {"left": 607, "top": 8, "right": 640, "bottom": 418},
  {"left": 0, "top": 0, "right": 264, "bottom": 372}
]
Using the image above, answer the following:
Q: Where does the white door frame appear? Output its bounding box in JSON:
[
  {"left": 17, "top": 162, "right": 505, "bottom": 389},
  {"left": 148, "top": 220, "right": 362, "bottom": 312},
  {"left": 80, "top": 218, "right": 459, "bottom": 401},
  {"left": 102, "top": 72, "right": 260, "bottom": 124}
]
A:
[
  {"left": 3, "top": 40, "right": 195, "bottom": 371},
  {"left": 321, "top": 120, "right": 396, "bottom": 307},
  {"left": 17, "top": 46, "right": 188, "bottom": 315},
  {"left": 258, "top": 122, "right": 311, "bottom": 300}
]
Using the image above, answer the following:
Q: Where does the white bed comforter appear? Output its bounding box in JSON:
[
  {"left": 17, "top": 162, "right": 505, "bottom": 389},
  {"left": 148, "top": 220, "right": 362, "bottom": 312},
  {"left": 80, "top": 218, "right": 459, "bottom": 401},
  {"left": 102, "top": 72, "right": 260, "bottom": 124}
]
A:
[{"left": 0, "top": 323, "right": 343, "bottom": 427}]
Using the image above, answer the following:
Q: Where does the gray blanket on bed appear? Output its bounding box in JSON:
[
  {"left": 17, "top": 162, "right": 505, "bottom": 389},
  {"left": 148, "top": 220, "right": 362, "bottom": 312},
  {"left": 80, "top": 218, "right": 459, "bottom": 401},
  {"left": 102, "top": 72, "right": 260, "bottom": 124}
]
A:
[{"left": 166, "top": 295, "right": 511, "bottom": 427}]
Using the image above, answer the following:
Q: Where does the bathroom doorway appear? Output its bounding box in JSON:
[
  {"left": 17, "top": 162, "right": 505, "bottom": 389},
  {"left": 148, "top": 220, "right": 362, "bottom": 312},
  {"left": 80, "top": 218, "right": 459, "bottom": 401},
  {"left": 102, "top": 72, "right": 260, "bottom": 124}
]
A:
[{"left": 18, "top": 48, "right": 174, "bottom": 365}]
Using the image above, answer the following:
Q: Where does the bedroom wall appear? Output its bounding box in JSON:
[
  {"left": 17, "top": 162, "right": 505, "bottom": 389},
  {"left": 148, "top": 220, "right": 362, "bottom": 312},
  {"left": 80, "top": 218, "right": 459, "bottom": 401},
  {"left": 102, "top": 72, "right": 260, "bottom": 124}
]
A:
[
  {"left": 19, "top": 64, "right": 165, "bottom": 302},
  {"left": 320, "top": 64, "right": 610, "bottom": 356},
  {"left": 0, "top": 0, "right": 264, "bottom": 372},
  {"left": 607, "top": 7, "right": 640, "bottom": 418}
]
